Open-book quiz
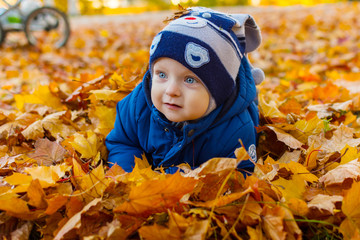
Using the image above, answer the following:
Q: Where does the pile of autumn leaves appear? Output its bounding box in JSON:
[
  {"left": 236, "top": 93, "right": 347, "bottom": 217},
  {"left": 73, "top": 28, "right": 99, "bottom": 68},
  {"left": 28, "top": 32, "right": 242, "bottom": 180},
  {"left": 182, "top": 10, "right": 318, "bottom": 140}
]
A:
[{"left": 1, "top": 3, "right": 360, "bottom": 239}]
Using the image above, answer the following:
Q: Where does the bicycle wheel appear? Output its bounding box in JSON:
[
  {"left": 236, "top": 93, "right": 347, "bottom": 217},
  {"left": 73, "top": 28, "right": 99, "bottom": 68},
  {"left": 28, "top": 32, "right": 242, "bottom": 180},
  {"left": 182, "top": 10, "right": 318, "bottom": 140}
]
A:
[
  {"left": 0, "top": 22, "right": 5, "bottom": 46},
  {"left": 24, "top": 6, "right": 70, "bottom": 48}
]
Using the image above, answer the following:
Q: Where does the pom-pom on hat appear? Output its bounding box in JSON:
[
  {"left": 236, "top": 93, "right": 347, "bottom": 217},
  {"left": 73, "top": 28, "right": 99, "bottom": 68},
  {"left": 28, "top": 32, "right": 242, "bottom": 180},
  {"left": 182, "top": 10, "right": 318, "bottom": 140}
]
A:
[{"left": 149, "top": 7, "right": 262, "bottom": 107}]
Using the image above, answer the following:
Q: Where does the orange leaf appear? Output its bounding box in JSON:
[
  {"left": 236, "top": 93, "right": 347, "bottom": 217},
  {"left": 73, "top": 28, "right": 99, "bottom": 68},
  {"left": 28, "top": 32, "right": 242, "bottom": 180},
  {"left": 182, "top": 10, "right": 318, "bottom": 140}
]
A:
[
  {"left": 54, "top": 198, "right": 101, "bottom": 240},
  {"left": 247, "top": 225, "right": 266, "bottom": 240},
  {"left": 45, "top": 195, "right": 69, "bottom": 215},
  {"left": 0, "top": 198, "right": 42, "bottom": 220},
  {"left": 340, "top": 181, "right": 360, "bottom": 239},
  {"left": 27, "top": 179, "right": 48, "bottom": 209},
  {"left": 114, "top": 172, "right": 197, "bottom": 216},
  {"left": 189, "top": 187, "right": 252, "bottom": 208},
  {"left": 139, "top": 224, "right": 180, "bottom": 240},
  {"left": 278, "top": 98, "right": 302, "bottom": 115}
]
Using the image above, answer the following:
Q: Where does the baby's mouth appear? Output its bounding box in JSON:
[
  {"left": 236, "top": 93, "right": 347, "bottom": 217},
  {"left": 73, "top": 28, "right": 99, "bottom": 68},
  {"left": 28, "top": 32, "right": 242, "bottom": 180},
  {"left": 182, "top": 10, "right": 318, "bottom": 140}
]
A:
[{"left": 164, "top": 103, "right": 182, "bottom": 109}]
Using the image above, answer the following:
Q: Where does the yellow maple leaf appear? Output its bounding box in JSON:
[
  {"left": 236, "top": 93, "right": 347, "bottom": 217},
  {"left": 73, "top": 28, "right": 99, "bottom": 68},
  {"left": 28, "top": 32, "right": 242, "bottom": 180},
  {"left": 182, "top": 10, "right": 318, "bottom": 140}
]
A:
[
  {"left": 272, "top": 175, "right": 306, "bottom": 201},
  {"left": 279, "top": 161, "right": 318, "bottom": 182},
  {"left": 4, "top": 172, "right": 32, "bottom": 186},
  {"left": 72, "top": 159, "right": 109, "bottom": 199},
  {"left": 258, "top": 93, "right": 286, "bottom": 119},
  {"left": 68, "top": 130, "right": 99, "bottom": 159},
  {"left": 292, "top": 116, "right": 324, "bottom": 143},
  {"left": 14, "top": 85, "right": 63, "bottom": 111},
  {"left": 24, "top": 163, "right": 71, "bottom": 188},
  {"left": 88, "top": 106, "right": 116, "bottom": 135}
]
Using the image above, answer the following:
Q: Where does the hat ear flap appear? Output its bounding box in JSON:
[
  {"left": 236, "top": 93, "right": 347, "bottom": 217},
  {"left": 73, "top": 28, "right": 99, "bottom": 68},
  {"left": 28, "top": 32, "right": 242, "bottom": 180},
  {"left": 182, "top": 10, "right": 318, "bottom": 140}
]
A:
[
  {"left": 231, "top": 15, "right": 264, "bottom": 85},
  {"left": 231, "top": 14, "right": 262, "bottom": 54}
]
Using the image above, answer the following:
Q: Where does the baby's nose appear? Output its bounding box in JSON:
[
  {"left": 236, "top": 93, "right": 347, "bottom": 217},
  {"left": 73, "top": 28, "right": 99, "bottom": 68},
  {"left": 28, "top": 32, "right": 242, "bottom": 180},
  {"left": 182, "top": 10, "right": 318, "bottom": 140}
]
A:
[{"left": 165, "top": 80, "right": 181, "bottom": 96}]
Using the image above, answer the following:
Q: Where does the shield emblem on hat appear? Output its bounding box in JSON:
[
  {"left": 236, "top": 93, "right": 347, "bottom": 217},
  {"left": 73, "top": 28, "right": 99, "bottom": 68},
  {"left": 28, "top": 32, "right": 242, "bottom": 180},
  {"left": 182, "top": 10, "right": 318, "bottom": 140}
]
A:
[
  {"left": 185, "top": 42, "right": 210, "bottom": 68},
  {"left": 150, "top": 33, "right": 162, "bottom": 56}
]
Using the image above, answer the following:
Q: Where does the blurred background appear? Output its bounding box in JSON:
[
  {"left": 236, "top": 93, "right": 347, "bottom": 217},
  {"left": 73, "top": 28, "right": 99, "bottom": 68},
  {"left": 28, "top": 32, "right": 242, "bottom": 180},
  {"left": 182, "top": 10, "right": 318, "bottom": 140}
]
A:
[{"left": 1, "top": 0, "right": 348, "bottom": 16}]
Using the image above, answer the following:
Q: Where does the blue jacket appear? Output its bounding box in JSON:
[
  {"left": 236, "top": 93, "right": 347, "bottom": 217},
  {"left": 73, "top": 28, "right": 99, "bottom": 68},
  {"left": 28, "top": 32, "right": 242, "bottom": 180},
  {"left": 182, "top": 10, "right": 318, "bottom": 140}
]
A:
[{"left": 106, "top": 57, "right": 259, "bottom": 174}]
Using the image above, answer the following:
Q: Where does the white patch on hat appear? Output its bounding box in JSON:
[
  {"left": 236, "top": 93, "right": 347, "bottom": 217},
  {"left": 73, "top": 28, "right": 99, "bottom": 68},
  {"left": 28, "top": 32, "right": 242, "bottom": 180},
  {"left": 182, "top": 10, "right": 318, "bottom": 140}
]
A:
[
  {"left": 171, "top": 16, "right": 207, "bottom": 28},
  {"left": 150, "top": 33, "right": 162, "bottom": 56},
  {"left": 185, "top": 42, "right": 210, "bottom": 68},
  {"left": 248, "top": 144, "right": 257, "bottom": 162}
]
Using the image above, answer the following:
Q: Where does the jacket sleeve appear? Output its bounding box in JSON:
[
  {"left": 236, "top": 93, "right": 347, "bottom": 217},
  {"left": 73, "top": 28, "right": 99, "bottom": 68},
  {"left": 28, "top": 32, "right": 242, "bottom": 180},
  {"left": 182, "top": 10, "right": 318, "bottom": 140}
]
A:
[{"left": 105, "top": 84, "right": 144, "bottom": 172}]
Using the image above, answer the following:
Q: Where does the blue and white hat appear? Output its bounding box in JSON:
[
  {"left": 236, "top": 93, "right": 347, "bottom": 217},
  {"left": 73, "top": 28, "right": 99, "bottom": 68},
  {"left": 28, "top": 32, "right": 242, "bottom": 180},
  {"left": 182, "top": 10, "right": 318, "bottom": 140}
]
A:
[{"left": 149, "top": 7, "right": 262, "bottom": 107}]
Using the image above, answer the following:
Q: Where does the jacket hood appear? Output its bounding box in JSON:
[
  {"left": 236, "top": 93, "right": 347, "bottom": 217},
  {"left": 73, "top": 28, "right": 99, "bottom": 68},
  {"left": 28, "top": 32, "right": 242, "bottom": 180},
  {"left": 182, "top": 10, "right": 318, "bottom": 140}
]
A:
[{"left": 142, "top": 56, "right": 257, "bottom": 129}]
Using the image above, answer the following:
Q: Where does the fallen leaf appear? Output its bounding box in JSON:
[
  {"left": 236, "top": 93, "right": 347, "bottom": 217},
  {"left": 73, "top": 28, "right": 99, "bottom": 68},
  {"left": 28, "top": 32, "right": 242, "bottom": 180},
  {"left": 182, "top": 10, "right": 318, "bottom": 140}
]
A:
[
  {"left": 114, "top": 172, "right": 197, "bottom": 216},
  {"left": 340, "top": 181, "right": 360, "bottom": 239},
  {"left": 54, "top": 198, "right": 101, "bottom": 240},
  {"left": 307, "top": 194, "right": 343, "bottom": 214},
  {"left": 27, "top": 179, "right": 48, "bottom": 209},
  {"left": 262, "top": 205, "right": 286, "bottom": 240},
  {"left": 27, "top": 138, "right": 67, "bottom": 166},
  {"left": 319, "top": 159, "right": 360, "bottom": 186}
]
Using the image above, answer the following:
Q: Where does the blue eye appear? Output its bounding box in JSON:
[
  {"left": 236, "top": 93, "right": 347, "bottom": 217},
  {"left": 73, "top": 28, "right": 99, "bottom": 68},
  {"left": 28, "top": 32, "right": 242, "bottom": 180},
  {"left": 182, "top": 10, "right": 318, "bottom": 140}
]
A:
[
  {"left": 159, "top": 72, "right": 166, "bottom": 78},
  {"left": 185, "top": 77, "right": 196, "bottom": 84}
]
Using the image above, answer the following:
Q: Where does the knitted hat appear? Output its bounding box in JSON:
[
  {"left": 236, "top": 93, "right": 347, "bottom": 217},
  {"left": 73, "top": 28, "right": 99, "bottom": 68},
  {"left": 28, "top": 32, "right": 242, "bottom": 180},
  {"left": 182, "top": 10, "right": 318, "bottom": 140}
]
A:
[{"left": 149, "top": 7, "right": 262, "bottom": 107}]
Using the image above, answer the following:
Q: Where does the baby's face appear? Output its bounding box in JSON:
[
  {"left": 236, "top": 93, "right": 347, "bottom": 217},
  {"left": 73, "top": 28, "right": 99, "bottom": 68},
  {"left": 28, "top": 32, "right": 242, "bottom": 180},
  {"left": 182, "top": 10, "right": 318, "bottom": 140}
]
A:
[{"left": 151, "top": 57, "right": 210, "bottom": 122}]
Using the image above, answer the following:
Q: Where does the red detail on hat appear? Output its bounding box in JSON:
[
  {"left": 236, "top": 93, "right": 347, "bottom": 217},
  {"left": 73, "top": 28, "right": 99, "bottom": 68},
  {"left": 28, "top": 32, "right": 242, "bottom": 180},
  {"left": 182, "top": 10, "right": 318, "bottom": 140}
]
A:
[{"left": 185, "top": 17, "right": 196, "bottom": 20}]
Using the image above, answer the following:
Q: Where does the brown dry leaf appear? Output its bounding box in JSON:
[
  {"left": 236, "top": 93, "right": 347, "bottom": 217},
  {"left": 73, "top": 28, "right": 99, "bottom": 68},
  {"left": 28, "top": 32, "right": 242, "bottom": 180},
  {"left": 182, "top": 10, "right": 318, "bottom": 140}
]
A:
[
  {"left": 185, "top": 157, "right": 241, "bottom": 177},
  {"left": 267, "top": 126, "right": 303, "bottom": 150},
  {"left": 189, "top": 187, "right": 252, "bottom": 208},
  {"left": 310, "top": 124, "right": 360, "bottom": 153},
  {"left": 10, "top": 221, "right": 33, "bottom": 240},
  {"left": 307, "top": 194, "right": 343, "bottom": 214},
  {"left": 54, "top": 198, "right": 101, "bottom": 240},
  {"left": 319, "top": 159, "right": 360, "bottom": 186},
  {"left": 27, "top": 138, "right": 67, "bottom": 166},
  {"left": 97, "top": 219, "right": 128, "bottom": 240},
  {"left": 262, "top": 205, "right": 287, "bottom": 240}
]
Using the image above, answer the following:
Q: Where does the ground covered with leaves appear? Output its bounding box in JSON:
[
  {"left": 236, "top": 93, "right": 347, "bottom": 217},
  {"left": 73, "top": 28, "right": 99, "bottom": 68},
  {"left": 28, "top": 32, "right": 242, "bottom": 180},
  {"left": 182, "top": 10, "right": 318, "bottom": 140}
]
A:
[{"left": 1, "top": 2, "right": 360, "bottom": 239}]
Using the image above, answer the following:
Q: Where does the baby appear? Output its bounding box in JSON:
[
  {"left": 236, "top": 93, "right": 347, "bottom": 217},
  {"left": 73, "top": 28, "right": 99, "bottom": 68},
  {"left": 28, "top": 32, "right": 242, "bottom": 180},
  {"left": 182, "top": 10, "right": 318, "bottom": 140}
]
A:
[{"left": 106, "top": 7, "right": 263, "bottom": 174}]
